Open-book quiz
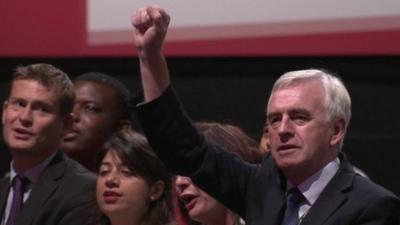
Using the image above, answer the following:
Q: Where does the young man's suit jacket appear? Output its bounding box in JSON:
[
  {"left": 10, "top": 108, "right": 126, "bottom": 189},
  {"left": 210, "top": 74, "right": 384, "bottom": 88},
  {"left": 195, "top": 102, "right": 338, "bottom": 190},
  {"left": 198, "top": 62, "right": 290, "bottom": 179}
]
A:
[
  {"left": 0, "top": 151, "right": 96, "bottom": 225},
  {"left": 136, "top": 86, "right": 400, "bottom": 225}
]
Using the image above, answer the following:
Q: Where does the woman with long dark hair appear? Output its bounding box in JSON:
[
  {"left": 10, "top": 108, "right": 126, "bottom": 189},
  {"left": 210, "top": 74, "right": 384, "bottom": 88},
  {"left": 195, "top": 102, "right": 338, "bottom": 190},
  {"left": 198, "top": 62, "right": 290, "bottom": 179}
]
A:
[{"left": 95, "top": 130, "right": 175, "bottom": 225}]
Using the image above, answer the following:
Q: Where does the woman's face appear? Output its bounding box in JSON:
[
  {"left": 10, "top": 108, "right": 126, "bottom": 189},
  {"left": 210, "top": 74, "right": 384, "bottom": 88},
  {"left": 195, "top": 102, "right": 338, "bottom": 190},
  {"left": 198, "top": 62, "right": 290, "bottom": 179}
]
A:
[
  {"left": 175, "top": 175, "right": 227, "bottom": 223},
  {"left": 96, "top": 151, "right": 152, "bottom": 219}
]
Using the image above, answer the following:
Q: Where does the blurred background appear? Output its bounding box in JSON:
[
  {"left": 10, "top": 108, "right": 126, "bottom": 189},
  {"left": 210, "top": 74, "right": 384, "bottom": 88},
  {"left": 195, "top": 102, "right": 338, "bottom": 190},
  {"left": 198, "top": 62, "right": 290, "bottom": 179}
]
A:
[{"left": 1, "top": 0, "right": 399, "bottom": 195}]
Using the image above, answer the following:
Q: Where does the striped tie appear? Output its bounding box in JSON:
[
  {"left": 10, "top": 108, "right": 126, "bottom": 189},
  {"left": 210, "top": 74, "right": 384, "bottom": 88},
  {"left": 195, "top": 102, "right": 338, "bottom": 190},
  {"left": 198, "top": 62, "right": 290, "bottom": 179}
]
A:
[{"left": 281, "top": 187, "right": 304, "bottom": 225}]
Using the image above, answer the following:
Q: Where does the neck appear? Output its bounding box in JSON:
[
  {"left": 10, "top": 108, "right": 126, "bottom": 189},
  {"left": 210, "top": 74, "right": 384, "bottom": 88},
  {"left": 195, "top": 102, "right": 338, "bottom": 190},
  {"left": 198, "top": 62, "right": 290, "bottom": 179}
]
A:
[
  {"left": 203, "top": 210, "right": 238, "bottom": 225},
  {"left": 109, "top": 212, "right": 142, "bottom": 225},
  {"left": 65, "top": 151, "right": 96, "bottom": 172},
  {"left": 110, "top": 217, "right": 141, "bottom": 225},
  {"left": 12, "top": 150, "right": 54, "bottom": 173},
  {"left": 224, "top": 211, "right": 240, "bottom": 225},
  {"left": 285, "top": 155, "right": 337, "bottom": 186}
]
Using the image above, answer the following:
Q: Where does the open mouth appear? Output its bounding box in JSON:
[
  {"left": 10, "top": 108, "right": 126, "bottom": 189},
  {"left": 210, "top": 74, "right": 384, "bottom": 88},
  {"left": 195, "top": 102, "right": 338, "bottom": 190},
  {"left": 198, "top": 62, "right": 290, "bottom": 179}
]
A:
[
  {"left": 63, "top": 132, "right": 79, "bottom": 141},
  {"left": 63, "top": 126, "right": 81, "bottom": 141},
  {"left": 180, "top": 193, "right": 197, "bottom": 210}
]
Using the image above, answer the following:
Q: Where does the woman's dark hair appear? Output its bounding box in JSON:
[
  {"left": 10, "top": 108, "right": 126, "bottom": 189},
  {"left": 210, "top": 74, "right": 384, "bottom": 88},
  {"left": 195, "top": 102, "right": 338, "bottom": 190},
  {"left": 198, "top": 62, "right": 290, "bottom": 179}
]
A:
[
  {"left": 96, "top": 129, "right": 175, "bottom": 225},
  {"left": 195, "top": 121, "right": 263, "bottom": 163},
  {"left": 175, "top": 121, "right": 263, "bottom": 225}
]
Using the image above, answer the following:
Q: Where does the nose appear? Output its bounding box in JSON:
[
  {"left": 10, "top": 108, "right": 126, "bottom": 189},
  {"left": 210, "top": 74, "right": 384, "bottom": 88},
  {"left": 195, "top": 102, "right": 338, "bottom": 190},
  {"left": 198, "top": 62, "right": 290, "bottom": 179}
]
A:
[
  {"left": 278, "top": 116, "right": 294, "bottom": 142},
  {"left": 105, "top": 173, "right": 119, "bottom": 188},
  {"left": 72, "top": 105, "right": 80, "bottom": 122},
  {"left": 19, "top": 107, "right": 33, "bottom": 126},
  {"left": 175, "top": 176, "right": 191, "bottom": 194}
]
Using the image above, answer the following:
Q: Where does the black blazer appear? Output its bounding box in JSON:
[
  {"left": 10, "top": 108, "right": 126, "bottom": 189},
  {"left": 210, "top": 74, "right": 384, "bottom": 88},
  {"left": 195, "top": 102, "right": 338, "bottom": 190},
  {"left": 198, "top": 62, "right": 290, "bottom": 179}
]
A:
[
  {"left": 0, "top": 151, "right": 96, "bottom": 225},
  {"left": 136, "top": 86, "right": 400, "bottom": 225}
]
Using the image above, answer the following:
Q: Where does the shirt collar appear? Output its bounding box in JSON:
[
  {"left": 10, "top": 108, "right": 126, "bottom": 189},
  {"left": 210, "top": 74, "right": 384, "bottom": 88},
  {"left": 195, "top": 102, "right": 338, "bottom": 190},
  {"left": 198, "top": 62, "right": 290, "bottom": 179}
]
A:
[
  {"left": 9, "top": 151, "right": 57, "bottom": 185},
  {"left": 286, "top": 158, "right": 340, "bottom": 205}
]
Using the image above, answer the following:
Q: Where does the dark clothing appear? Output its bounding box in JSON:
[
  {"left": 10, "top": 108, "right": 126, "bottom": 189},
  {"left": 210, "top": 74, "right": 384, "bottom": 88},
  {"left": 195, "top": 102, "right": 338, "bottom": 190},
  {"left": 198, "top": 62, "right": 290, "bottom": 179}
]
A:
[
  {"left": 0, "top": 151, "right": 96, "bottom": 225},
  {"left": 135, "top": 86, "right": 400, "bottom": 225}
]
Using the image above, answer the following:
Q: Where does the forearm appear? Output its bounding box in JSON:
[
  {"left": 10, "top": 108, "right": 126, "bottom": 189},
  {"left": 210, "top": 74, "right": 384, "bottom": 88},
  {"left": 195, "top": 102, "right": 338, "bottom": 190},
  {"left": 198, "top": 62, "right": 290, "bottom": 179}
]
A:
[
  {"left": 138, "top": 50, "right": 170, "bottom": 102},
  {"left": 131, "top": 5, "right": 171, "bottom": 102},
  {"left": 136, "top": 86, "right": 203, "bottom": 174}
]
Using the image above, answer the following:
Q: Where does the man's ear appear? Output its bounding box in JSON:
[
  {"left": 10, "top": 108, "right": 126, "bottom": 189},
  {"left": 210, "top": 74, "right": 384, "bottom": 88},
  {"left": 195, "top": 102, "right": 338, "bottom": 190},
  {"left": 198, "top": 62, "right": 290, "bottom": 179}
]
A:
[
  {"left": 149, "top": 180, "right": 165, "bottom": 202},
  {"left": 330, "top": 118, "right": 346, "bottom": 146},
  {"left": 118, "top": 119, "right": 131, "bottom": 131}
]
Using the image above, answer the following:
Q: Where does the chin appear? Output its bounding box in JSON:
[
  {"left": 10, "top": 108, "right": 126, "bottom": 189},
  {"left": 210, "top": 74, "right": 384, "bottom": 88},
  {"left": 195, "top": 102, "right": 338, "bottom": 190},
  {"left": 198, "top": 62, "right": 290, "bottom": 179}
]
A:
[
  {"left": 276, "top": 158, "right": 300, "bottom": 170},
  {"left": 8, "top": 144, "right": 35, "bottom": 152},
  {"left": 61, "top": 143, "right": 87, "bottom": 154},
  {"left": 101, "top": 205, "right": 126, "bottom": 215},
  {"left": 61, "top": 146, "right": 79, "bottom": 153},
  {"left": 190, "top": 209, "right": 209, "bottom": 223},
  {"left": 188, "top": 209, "right": 200, "bottom": 220}
]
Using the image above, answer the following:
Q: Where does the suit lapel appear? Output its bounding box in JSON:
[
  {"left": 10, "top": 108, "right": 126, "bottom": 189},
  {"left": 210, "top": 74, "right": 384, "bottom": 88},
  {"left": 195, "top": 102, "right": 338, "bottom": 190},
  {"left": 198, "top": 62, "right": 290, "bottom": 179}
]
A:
[
  {"left": 16, "top": 151, "right": 67, "bottom": 225},
  {"left": 0, "top": 178, "right": 10, "bottom": 218},
  {"left": 260, "top": 159, "right": 287, "bottom": 225},
  {"left": 264, "top": 188, "right": 286, "bottom": 225},
  {"left": 301, "top": 154, "right": 355, "bottom": 225}
]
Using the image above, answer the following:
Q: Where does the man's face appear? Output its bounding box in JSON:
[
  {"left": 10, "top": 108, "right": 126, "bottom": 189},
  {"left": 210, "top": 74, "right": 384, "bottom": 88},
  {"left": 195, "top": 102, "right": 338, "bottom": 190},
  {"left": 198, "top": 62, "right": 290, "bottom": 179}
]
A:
[
  {"left": 267, "top": 80, "right": 338, "bottom": 181},
  {"left": 61, "top": 81, "right": 120, "bottom": 155},
  {"left": 2, "top": 80, "right": 65, "bottom": 157}
]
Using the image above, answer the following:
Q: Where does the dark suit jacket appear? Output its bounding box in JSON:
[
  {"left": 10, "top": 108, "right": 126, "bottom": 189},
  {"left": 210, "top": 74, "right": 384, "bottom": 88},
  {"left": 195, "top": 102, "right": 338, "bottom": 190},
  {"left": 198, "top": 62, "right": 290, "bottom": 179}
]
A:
[
  {"left": 0, "top": 151, "right": 96, "bottom": 225},
  {"left": 136, "top": 86, "right": 400, "bottom": 225}
]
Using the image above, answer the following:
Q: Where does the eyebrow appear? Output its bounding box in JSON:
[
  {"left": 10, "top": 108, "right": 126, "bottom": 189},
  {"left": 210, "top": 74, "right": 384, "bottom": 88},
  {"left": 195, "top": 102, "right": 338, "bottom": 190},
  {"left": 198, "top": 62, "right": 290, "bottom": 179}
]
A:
[
  {"left": 9, "top": 97, "right": 54, "bottom": 108},
  {"left": 290, "top": 108, "right": 311, "bottom": 116},
  {"left": 266, "top": 112, "right": 280, "bottom": 120},
  {"left": 8, "top": 96, "right": 24, "bottom": 102},
  {"left": 32, "top": 101, "right": 54, "bottom": 109},
  {"left": 100, "top": 161, "right": 126, "bottom": 168},
  {"left": 77, "top": 99, "right": 102, "bottom": 105}
]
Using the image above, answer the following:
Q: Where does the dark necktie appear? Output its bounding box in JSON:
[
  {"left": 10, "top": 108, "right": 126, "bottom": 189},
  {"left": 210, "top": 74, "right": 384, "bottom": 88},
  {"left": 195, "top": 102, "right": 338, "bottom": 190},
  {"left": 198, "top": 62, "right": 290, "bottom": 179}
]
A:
[
  {"left": 6, "top": 175, "right": 29, "bottom": 225},
  {"left": 281, "top": 187, "right": 305, "bottom": 225}
]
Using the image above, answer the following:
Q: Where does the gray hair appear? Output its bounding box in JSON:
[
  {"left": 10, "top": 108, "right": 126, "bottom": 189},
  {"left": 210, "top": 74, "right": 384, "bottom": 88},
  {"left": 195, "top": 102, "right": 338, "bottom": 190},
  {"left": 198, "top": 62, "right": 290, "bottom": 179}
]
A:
[{"left": 268, "top": 69, "right": 351, "bottom": 131}]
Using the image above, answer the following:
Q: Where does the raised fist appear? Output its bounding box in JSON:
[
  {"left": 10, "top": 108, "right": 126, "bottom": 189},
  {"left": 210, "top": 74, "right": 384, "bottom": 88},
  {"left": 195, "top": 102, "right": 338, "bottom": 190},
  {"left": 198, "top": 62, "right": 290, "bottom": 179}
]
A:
[{"left": 131, "top": 5, "right": 170, "bottom": 54}]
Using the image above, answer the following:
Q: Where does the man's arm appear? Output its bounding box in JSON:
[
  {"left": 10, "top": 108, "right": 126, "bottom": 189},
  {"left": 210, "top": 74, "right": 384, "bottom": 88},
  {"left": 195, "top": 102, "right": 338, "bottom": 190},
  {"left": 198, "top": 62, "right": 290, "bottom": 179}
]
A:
[
  {"left": 131, "top": 5, "right": 171, "bottom": 102},
  {"left": 355, "top": 194, "right": 400, "bottom": 225},
  {"left": 130, "top": 6, "right": 258, "bottom": 217}
]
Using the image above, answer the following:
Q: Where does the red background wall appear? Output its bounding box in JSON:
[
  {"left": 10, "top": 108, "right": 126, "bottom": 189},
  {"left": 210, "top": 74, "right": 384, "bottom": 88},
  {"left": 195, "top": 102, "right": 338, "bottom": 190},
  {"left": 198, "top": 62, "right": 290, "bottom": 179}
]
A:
[{"left": 1, "top": 0, "right": 400, "bottom": 57}]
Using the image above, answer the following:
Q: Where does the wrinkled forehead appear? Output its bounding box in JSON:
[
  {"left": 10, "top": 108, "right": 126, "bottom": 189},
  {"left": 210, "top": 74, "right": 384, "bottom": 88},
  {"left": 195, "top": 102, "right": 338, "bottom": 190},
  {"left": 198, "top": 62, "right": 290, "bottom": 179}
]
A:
[
  {"left": 268, "top": 79, "right": 326, "bottom": 107},
  {"left": 74, "top": 80, "right": 118, "bottom": 101},
  {"left": 10, "top": 79, "right": 57, "bottom": 96},
  {"left": 10, "top": 79, "right": 63, "bottom": 111},
  {"left": 11, "top": 78, "right": 60, "bottom": 96},
  {"left": 272, "top": 76, "right": 324, "bottom": 92}
]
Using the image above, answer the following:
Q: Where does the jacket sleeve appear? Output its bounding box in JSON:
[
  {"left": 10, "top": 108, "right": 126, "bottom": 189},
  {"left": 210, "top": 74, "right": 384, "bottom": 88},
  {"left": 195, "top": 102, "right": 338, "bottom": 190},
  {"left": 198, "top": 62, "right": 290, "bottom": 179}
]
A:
[{"left": 135, "top": 86, "right": 259, "bottom": 217}]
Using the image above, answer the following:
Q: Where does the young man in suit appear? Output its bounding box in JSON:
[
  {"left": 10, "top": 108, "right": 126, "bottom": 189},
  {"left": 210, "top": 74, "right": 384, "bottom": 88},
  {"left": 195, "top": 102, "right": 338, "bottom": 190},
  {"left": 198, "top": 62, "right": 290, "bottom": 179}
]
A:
[
  {"left": 130, "top": 6, "right": 400, "bottom": 225},
  {"left": 0, "top": 64, "right": 96, "bottom": 225}
]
